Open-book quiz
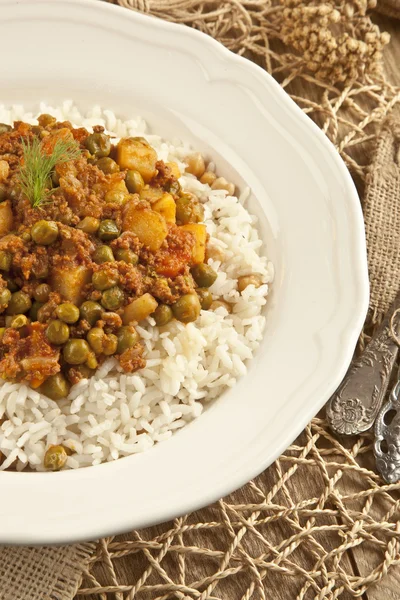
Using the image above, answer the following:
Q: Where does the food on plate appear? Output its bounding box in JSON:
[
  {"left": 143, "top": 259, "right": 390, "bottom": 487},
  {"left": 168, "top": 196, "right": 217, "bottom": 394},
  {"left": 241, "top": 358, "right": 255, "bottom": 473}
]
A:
[{"left": 0, "top": 104, "right": 273, "bottom": 472}]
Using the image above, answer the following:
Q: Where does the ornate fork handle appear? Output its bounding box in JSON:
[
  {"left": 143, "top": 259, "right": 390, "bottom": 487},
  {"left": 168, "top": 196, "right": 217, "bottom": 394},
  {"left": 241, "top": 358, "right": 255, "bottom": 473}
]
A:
[
  {"left": 375, "top": 367, "right": 400, "bottom": 483},
  {"left": 326, "top": 294, "right": 400, "bottom": 436}
]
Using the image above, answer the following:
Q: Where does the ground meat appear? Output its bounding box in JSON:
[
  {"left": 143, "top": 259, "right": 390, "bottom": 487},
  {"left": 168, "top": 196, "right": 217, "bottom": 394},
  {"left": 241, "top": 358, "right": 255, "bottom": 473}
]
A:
[
  {"left": 0, "top": 117, "right": 213, "bottom": 394},
  {"left": 151, "top": 226, "right": 195, "bottom": 278},
  {"left": 151, "top": 160, "right": 175, "bottom": 190},
  {"left": 65, "top": 367, "right": 85, "bottom": 385},
  {"left": 30, "top": 248, "right": 50, "bottom": 280},
  {"left": 0, "top": 123, "right": 31, "bottom": 158},
  {"left": 37, "top": 292, "right": 61, "bottom": 323},
  {"left": 98, "top": 312, "right": 122, "bottom": 333},
  {"left": 69, "top": 319, "right": 91, "bottom": 338},
  {"left": 148, "top": 276, "right": 178, "bottom": 304},
  {"left": 0, "top": 323, "right": 60, "bottom": 386},
  {"left": 169, "top": 274, "right": 195, "bottom": 298},
  {"left": 0, "top": 233, "right": 24, "bottom": 253},
  {"left": 56, "top": 224, "right": 95, "bottom": 265},
  {"left": 110, "top": 231, "right": 142, "bottom": 255},
  {"left": 116, "top": 263, "right": 144, "bottom": 296},
  {"left": 118, "top": 342, "right": 146, "bottom": 373}
]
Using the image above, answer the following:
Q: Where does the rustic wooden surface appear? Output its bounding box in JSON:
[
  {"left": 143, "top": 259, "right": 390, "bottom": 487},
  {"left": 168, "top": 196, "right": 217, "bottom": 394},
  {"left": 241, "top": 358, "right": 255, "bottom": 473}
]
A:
[{"left": 84, "top": 10, "right": 400, "bottom": 600}]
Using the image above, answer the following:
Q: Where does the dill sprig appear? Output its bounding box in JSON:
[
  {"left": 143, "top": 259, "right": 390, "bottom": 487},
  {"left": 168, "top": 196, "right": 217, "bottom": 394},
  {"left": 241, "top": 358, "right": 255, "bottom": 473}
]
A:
[{"left": 18, "top": 136, "right": 81, "bottom": 208}]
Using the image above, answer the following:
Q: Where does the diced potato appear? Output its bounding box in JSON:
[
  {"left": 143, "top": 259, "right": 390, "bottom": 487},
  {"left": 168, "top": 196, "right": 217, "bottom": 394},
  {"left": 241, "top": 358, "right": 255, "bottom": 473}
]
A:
[
  {"left": 166, "top": 162, "right": 181, "bottom": 179},
  {"left": 123, "top": 293, "right": 158, "bottom": 325},
  {"left": 152, "top": 193, "right": 176, "bottom": 224},
  {"left": 50, "top": 265, "right": 92, "bottom": 306},
  {"left": 180, "top": 223, "right": 207, "bottom": 264},
  {"left": 0, "top": 160, "right": 9, "bottom": 182},
  {"left": 0, "top": 201, "right": 13, "bottom": 236},
  {"left": 122, "top": 202, "right": 168, "bottom": 252},
  {"left": 116, "top": 138, "right": 157, "bottom": 183},
  {"left": 106, "top": 179, "right": 128, "bottom": 195}
]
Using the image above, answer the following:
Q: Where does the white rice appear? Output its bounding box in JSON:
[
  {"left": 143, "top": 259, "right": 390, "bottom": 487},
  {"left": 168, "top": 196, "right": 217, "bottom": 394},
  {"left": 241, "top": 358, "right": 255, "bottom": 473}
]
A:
[{"left": 0, "top": 102, "right": 274, "bottom": 471}]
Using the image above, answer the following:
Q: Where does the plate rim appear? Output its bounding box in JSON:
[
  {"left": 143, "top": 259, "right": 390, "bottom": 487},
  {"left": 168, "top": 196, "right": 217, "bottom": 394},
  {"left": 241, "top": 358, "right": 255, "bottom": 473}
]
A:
[{"left": 0, "top": 0, "right": 369, "bottom": 544}]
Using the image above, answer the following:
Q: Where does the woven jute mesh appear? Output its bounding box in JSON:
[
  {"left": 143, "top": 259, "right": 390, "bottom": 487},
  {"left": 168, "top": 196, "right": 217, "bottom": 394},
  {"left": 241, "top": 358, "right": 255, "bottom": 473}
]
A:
[{"left": 2, "top": 1, "right": 400, "bottom": 599}]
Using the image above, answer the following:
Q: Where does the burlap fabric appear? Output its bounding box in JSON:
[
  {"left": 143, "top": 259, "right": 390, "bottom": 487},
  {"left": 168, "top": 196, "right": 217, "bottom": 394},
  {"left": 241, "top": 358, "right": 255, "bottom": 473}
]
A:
[
  {"left": 2, "top": 1, "right": 400, "bottom": 599},
  {"left": 365, "top": 118, "right": 400, "bottom": 316},
  {"left": 0, "top": 544, "right": 95, "bottom": 600}
]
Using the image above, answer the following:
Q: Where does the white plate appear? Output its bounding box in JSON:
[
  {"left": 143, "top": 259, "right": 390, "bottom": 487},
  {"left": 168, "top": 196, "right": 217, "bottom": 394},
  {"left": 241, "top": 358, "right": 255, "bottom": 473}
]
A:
[{"left": 0, "top": 0, "right": 368, "bottom": 544}]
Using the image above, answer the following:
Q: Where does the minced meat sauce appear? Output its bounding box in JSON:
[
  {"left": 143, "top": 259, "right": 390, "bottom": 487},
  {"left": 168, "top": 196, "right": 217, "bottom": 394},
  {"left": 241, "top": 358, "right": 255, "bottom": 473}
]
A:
[{"left": 0, "top": 115, "right": 218, "bottom": 400}]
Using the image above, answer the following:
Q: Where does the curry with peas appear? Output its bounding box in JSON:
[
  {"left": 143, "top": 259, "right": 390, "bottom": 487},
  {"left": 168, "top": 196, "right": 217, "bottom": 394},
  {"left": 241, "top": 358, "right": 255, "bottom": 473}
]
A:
[{"left": 0, "top": 115, "right": 219, "bottom": 400}]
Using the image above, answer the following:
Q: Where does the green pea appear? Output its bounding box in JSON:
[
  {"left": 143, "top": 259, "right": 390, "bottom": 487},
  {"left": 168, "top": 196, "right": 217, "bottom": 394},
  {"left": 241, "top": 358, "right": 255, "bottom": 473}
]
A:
[
  {"left": 10, "top": 314, "right": 29, "bottom": 329},
  {"left": 40, "top": 374, "right": 70, "bottom": 402},
  {"left": 8, "top": 184, "right": 21, "bottom": 201},
  {"left": 190, "top": 263, "right": 217, "bottom": 288},
  {"left": 46, "top": 320, "right": 70, "bottom": 345},
  {"left": 115, "top": 248, "right": 138, "bottom": 265},
  {"left": 98, "top": 220, "right": 120, "bottom": 241},
  {"left": 33, "top": 283, "right": 51, "bottom": 303},
  {"left": 116, "top": 326, "right": 139, "bottom": 353},
  {"left": 37, "top": 114, "right": 56, "bottom": 127},
  {"left": 86, "top": 351, "right": 98, "bottom": 369},
  {"left": 52, "top": 170, "right": 60, "bottom": 187},
  {"left": 20, "top": 231, "right": 31, "bottom": 243},
  {"left": 76, "top": 216, "right": 100, "bottom": 234},
  {"left": 67, "top": 364, "right": 94, "bottom": 383},
  {"left": 167, "top": 179, "right": 181, "bottom": 196},
  {"left": 103, "top": 333, "right": 118, "bottom": 356},
  {"left": 0, "top": 251, "right": 12, "bottom": 271},
  {"left": 43, "top": 444, "right": 68, "bottom": 470},
  {"left": 84, "top": 132, "right": 111, "bottom": 158},
  {"left": 55, "top": 302, "right": 80, "bottom": 324},
  {"left": 31, "top": 220, "right": 58, "bottom": 245},
  {"left": 87, "top": 327, "right": 104, "bottom": 354},
  {"left": 92, "top": 270, "right": 119, "bottom": 291},
  {"left": 80, "top": 301, "right": 103, "bottom": 326},
  {"left": 6, "top": 291, "right": 32, "bottom": 315},
  {"left": 97, "top": 157, "right": 119, "bottom": 174},
  {"left": 210, "top": 299, "right": 232, "bottom": 313},
  {"left": 30, "top": 301, "right": 43, "bottom": 321},
  {"left": 175, "top": 193, "right": 204, "bottom": 224},
  {"left": 63, "top": 339, "right": 90, "bottom": 365},
  {"left": 93, "top": 245, "right": 115, "bottom": 264},
  {"left": 196, "top": 288, "right": 213, "bottom": 310},
  {"left": 0, "top": 288, "right": 11, "bottom": 308},
  {"left": 0, "top": 183, "right": 7, "bottom": 202},
  {"left": 0, "top": 123, "right": 12, "bottom": 134},
  {"left": 2, "top": 275, "right": 18, "bottom": 292},
  {"left": 101, "top": 286, "right": 124, "bottom": 311},
  {"left": 104, "top": 189, "right": 127, "bottom": 205},
  {"left": 172, "top": 294, "right": 201, "bottom": 323},
  {"left": 125, "top": 170, "right": 145, "bottom": 194},
  {"left": 153, "top": 304, "right": 173, "bottom": 326}
]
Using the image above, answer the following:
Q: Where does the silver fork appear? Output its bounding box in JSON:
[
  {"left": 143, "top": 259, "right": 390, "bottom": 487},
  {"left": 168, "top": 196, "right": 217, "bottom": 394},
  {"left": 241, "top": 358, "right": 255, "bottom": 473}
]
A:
[
  {"left": 326, "top": 292, "right": 400, "bottom": 436},
  {"left": 375, "top": 365, "right": 400, "bottom": 483}
]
